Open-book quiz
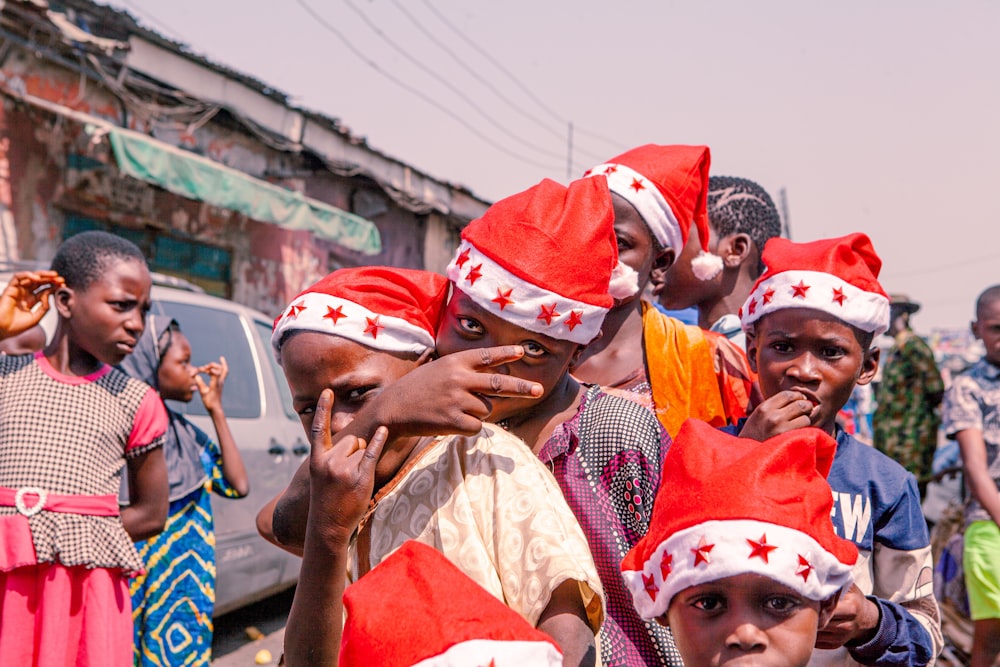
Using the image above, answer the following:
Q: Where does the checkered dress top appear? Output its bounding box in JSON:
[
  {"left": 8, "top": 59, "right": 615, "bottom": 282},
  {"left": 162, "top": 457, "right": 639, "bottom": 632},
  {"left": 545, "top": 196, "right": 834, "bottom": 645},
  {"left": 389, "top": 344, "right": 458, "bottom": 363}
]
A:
[{"left": 0, "top": 354, "right": 165, "bottom": 574}]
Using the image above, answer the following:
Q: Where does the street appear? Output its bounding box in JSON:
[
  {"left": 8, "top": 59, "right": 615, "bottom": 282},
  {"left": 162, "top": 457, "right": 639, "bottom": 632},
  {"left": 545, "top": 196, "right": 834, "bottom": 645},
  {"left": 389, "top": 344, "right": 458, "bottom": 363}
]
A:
[{"left": 212, "top": 587, "right": 294, "bottom": 667}]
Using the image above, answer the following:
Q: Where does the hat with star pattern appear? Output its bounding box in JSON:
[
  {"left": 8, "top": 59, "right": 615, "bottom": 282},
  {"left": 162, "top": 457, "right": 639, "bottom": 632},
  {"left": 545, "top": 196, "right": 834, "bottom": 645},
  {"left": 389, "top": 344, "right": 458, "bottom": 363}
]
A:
[
  {"left": 584, "top": 144, "right": 723, "bottom": 281},
  {"left": 739, "top": 232, "right": 891, "bottom": 337},
  {"left": 447, "top": 177, "right": 631, "bottom": 345},
  {"left": 271, "top": 266, "right": 448, "bottom": 363},
  {"left": 621, "top": 419, "right": 857, "bottom": 620},
  {"left": 340, "top": 540, "right": 563, "bottom": 667}
]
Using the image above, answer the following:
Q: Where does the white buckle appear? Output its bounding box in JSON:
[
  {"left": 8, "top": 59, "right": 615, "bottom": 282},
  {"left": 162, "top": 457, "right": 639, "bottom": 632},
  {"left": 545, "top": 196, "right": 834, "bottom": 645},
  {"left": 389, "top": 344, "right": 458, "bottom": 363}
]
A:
[{"left": 14, "top": 487, "right": 47, "bottom": 517}]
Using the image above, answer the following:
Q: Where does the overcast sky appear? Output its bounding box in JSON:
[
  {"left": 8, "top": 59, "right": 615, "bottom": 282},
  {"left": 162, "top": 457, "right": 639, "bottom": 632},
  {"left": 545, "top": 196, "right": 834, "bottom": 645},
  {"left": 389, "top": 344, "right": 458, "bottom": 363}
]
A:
[{"left": 107, "top": 0, "right": 1000, "bottom": 334}]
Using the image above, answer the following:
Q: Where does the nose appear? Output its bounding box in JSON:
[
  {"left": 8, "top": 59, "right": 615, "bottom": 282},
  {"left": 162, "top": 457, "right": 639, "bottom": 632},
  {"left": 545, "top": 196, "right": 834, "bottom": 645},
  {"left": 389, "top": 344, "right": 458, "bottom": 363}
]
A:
[
  {"left": 330, "top": 409, "right": 355, "bottom": 433},
  {"left": 725, "top": 620, "right": 767, "bottom": 651},
  {"left": 125, "top": 309, "right": 146, "bottom": 336},
  {"left": 788, "top": 351, "right": 821, "bottom": 381}
]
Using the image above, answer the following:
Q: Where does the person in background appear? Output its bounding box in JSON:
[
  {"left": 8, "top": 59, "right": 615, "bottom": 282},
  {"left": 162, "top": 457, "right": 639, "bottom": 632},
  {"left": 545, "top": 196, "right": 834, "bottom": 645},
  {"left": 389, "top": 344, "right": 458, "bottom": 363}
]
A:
[
  {"left": 576, "top": 144, "right": 754, "bottom": 436},
  {"left": 121, "top": 316, "right": 249, "bottom": 666},
  {"left": 940, "top": 284, "right": 1000, "bottom": 667},
  {"left": 873, "top": 294, "right": 944, "bottom": 497},
  {"left": 657, "top": 175, "right": 782, "bottom": 352},
  {"left": 622, "top": 420, "right": 858, "bottom": 667},
  {"left": 0, "top": 232, "right": 168, "bottom": 666}
]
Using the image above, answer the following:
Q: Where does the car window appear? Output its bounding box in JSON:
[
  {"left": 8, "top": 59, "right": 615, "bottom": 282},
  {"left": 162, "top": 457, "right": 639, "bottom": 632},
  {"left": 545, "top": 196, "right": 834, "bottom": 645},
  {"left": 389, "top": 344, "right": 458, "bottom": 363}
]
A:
[
  {"left": 254, "top": 319, "right": 297, "bottom": 420},
  {"left": 157, "top": 301, "right": 262, "bottom": 419}
]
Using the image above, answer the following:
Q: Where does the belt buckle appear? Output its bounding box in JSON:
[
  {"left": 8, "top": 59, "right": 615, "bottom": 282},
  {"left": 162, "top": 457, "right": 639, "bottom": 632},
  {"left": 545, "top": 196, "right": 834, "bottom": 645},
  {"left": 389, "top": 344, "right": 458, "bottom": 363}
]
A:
[{"left": 14, "top": 487, "right": 47, "bottom": 517}]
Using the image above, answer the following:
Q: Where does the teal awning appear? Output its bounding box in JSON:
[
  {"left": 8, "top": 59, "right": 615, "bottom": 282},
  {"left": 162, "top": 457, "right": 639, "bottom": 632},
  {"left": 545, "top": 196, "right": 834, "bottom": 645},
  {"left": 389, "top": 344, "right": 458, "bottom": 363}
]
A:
[{"left": 106, "top": 127, "right": 381, "bottom": 255}]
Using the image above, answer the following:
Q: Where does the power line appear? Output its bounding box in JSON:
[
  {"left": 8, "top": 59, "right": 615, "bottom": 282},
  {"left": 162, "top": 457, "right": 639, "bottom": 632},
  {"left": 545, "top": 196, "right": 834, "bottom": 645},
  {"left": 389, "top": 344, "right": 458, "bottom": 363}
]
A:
[
  {"left": 341, "top": 0, "right": 566, "bottom": 164},
  {"left": 295, "top": 0, "right": 560, "bottom": 172}
]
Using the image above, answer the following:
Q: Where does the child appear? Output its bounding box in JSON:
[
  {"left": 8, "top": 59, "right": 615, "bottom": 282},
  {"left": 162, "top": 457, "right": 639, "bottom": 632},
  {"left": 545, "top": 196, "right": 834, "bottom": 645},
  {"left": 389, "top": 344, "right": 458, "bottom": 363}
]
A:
[
  {"left": 940, "top": 284, "right": 1000, "bottom": 667},
  {"left": 734, "top": 233, "right": 942, "bottom": 666},
  {"left": 577, "top": 145, "right": 754, "bottom": 436},
  {"left": 657, "top": 175, "right": 783, "bottom": 351},
  {"left": 121, "top": 316, "right": 249, "bottom": 666},
  {"left": 0, "top": 231, "right": 168, "bottom": 666},
  {"left": 272, "top": 266, "right": 605, "bottom": 667},
  {"left": 622, "top": 419, "right": 858, "bottom": 667}
]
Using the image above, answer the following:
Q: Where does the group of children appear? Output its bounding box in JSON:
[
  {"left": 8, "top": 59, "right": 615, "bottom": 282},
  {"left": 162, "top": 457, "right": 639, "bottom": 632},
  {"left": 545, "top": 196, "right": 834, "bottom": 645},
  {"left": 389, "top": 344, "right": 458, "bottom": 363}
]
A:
[{"left": 0, "top": 140, "right": 996, "bottom": 667}]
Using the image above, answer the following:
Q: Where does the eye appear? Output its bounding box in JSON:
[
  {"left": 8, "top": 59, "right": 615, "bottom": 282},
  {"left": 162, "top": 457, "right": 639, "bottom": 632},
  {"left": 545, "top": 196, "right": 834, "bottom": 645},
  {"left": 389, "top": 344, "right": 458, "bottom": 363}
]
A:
[
  {"left": 822, "top": 346, "right": 847, "bottom": 359},
  {"left": 691, "top": 595, "right": 725, "bottom": 612},
  {"left": 770, "top": 341, "right": 792, "bottom": 353},
  {"left": 347, "top": 385, "right": 377, "bottom": 402},
  {"left": 522, "top": 341, "right": 549, "bottom": 358},
  {"left": 764, "top": 595, "right": 801, "bottom": 613},
  {"left": 295, "top": 403, "right": 317, "bottom": 417},
  {"left": 457, "top": 316, "right": 484, "bottom": 335},
  {"left": 616, "top": 235, "right": 632, "bottom": 252}
]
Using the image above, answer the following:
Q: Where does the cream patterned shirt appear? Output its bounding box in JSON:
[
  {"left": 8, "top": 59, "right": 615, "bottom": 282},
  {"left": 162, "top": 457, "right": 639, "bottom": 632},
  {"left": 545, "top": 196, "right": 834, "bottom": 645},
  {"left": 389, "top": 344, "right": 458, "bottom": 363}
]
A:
[{"left": 348, "top": 424, "right": 605, "bottom": 632}]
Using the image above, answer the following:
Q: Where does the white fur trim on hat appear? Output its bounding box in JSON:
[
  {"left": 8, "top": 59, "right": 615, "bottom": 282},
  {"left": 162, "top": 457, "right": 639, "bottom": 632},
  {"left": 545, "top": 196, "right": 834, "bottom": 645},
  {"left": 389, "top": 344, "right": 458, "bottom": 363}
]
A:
[
  {"left": 609, "top": 261, "right": 640, "bottom": 299},
  {"left": 691, "top": 251, "right": 725, "bottom": 281},
  {"left": 446, "top": 240, "right": 609, "bottom": 344},
  {"left": 587, "top": 163, "right": 682, "bottom": 252},
  {"left": 622, "top": 519, "right": 854, "bottom": 620},
  {"left": 740, "top": 270, "right": 891, "bottom": 337},
  {"left": 271, "top": 292, "right": 435, "bottom": 362},
  {"left": 411, "top": 639, "right": 562, "bottom": 667}
]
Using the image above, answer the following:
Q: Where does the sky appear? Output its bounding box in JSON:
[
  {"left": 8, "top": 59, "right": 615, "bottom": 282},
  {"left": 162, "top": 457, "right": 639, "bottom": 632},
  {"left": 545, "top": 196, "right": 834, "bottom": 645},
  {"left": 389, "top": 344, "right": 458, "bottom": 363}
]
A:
[{"left": 106, "top": 0, "right": 999, "bottom": 334}]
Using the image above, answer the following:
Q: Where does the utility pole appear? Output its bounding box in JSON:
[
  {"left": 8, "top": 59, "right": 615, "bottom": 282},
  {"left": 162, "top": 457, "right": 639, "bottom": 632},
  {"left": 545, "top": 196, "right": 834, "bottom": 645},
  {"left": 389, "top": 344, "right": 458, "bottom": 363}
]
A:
[
  {"left": 778, "top": 187, "right": 792, "bottom": 240},
  {"left": 566, "top": 122, "right": 574, "bottom": 180}
]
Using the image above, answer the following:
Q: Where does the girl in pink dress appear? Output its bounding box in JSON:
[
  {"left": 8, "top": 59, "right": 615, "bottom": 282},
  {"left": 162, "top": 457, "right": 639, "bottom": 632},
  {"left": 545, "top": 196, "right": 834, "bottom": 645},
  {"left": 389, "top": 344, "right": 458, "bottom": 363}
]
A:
[{"left": 0, "top": 231, "right": 169, "bottom": 667}]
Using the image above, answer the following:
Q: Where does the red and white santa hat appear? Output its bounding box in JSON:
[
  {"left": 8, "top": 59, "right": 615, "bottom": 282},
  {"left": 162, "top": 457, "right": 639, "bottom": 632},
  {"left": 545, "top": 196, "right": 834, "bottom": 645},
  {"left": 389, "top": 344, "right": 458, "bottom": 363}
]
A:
[
  {"left": 739, "top": 232, "right": 890, "bottom": 337},
  {"left": 584, "top": 144, "right": 723, "bottom": 280},
  {"left": 446, "top": 176, "right": 630, "bottom": 345},
  {"left": 621, "top": 419, "right": 857, "bottom": 620},
  {"left": 340, "top": 540, "right": 563, "bottom": 667},
  {"left": 271, "top": 266, "right": 448, "bottom": 363}
]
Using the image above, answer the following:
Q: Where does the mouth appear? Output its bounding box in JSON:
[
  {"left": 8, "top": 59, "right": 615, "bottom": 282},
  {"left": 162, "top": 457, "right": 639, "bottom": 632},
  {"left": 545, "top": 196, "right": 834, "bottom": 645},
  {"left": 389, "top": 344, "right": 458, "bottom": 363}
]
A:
[{"left": 115, "top": 341, "right": 136, "bottom": 353}]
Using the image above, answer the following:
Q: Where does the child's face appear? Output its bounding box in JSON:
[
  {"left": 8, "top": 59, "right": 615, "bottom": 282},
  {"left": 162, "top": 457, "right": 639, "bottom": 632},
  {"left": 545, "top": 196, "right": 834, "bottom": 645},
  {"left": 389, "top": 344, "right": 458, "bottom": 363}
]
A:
[
  {"left": 972, "top": 297, "right": 1000, "bottom": 366},
  {"left": 612, "top": 193, "right": 657, "bottom": 298},
  {"left": 157, "top": 331, "right": 197, "bottom": 402},
  {"left": 746, "top": 308, "right": 878, "bottom": 434},
  {"left": 65, "top": 258, "right": 152, "bottom": 366},
  {"left": 435, "top": 289, "right": 581, "bottom": 423},
  {"left": 658, "top": 223, "right": 719, "bottom": 310},
  {"left": 280, "top": 331, "right": 419, "bottom": 438},
  {"left": 663, "top": 573, "right": 826, "bottom": 667}
]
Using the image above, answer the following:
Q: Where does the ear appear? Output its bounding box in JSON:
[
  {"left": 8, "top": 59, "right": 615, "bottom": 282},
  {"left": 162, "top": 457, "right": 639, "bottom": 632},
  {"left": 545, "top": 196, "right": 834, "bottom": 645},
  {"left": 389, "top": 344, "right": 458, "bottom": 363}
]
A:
[
  {"left": 654, "top": 612, "right": 670, "bottom": 628},
  {"left": 648, "top": 247, "right": 676, "bottom": 296},
  {"left": 856, "top": 346, "right": 880, "bottom": 386},
  {"left": 721, "top": 233, "right": 752, "bottom": 268},
  {"left": 970, "top": 319, "right": 981, "bottom": 341},
  {"left": 744, "top": 328, "right": 759, "bottom": 373},
  {"left": 569, "top": 342, "right": 587, "bottom": 367},
  {"left": 817, "top": 589, "right": 844, "bottom": 629},
  {"left": 54, "top": 285, "right": 74, "bottom": 319}
]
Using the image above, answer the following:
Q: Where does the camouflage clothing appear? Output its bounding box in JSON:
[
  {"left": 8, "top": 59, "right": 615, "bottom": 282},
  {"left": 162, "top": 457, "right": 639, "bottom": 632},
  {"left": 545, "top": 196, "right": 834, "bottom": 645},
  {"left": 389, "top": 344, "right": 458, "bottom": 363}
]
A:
[{"left": 873, "top": 329, "right": 944, "bottom": 490}]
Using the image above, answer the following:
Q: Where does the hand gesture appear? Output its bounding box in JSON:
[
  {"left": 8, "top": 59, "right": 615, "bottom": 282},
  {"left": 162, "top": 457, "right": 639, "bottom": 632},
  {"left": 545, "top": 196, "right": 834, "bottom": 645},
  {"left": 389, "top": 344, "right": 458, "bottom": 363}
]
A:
[
  {"left": 307, "top": 388, "right": 388, "bottom": 543},
  {"left": 0, "top": 271, "right": 63, "bottom": 338},
  {"left": 194, "top": 356, "right": 228, "bottom": 414},
  {"left": 373, "top": 345, "right": 543, "bottom": 437},
  {"left": 739, "top": 390, "right": 818, "bottom": 441},
  {"left": 815, "top": 584, "right": 880, "bottom": 649}
]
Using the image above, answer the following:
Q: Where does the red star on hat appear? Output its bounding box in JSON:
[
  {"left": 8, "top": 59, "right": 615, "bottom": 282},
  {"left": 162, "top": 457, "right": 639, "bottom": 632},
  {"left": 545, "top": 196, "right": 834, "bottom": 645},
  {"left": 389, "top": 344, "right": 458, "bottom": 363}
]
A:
[
  {"left": 455, "top": 248, "right": 471, "bottom": 268},
  {"left": 466, "top": 264, "right": 483, "bottom": 285},
  {"left": 747, "top": 534, "right": 778, "bottom": 563},
  {"left": 791, "top": 281, "right": 810, "bottom": 298},
  {"left": 364, "top": 315, "right": 384, "bottom": 339},
  {"left": 762, "top": 287, "right": 775, "bottom": 304},
  {"left": 323, "top": 304, "right": 347, "bottom": 324},
  {"left": 537, "top": 303, "right": 560, "bottom": 325},
  {"left": 832, "top": 287, "right": 847, "bottom": 306},
  {"left": 692, "top": 536, "right": 714, "bottom": 566},
  {"left": 287, "top": 302, "right": 306, "bottom": 319},
  {"left": 492, "top": 288, "right": 514, "bottom": 310},
  {"left": 642, "top": 573, "right": 659, "bottom": 601},
  {"left": 747, "top": 298, "right": 757, "bottom": 315},
  {"left": 629, "top": 177, "right": 645, "bottom": 193},
  {"left": 565, "top": 310, "right": 583, "bottom": 331},
  {"left": 604, "top": 165, "right": 618, "bottom": 175},
  {"left": 796, "top": 554, "right": 814, "bottom": 582},
  {"left": 660, "top": 552, "right": 673, "bottom": 580}
]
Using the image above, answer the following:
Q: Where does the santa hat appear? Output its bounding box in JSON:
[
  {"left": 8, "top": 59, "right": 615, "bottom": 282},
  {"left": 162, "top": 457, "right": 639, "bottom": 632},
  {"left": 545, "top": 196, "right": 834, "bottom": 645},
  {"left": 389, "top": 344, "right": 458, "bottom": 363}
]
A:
[
  {"left": 271, "top": 266, "right": 448, "bottom": 363},
  {"left": 340, "top": 540, "right": 563, "bottom": 667},
  {"left": 584, "top": 144, "right": 723, "bottom": 281},
  {"left": 446, "top": 177, "right": 632, "bottom": 345},
  {"left": 739, "top": 233, "right": 890, "bottom": 337},
  {"left": 621, "top": 419, "right": 857, "bottom": 620}
]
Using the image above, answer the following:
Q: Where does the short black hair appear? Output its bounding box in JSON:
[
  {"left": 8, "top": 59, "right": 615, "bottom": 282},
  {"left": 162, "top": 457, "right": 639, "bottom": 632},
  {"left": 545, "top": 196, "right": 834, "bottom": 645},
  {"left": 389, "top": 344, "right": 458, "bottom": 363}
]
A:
[
  {"left": 51, "top": 231, "right": 146, "bottom": 290},
  {"left": 707, "top": 176, "right": 782, "bottom": 276},
  {"left": 976, "top": 284, "right": 1000, "bottom": 319}
]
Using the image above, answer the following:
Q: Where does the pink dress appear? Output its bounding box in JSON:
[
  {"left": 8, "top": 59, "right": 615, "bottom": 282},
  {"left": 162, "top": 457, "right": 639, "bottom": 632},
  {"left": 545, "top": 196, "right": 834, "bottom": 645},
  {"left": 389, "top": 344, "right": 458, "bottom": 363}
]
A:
[{"left": 0, "top": 352, "right": 167, "bottom": 666}]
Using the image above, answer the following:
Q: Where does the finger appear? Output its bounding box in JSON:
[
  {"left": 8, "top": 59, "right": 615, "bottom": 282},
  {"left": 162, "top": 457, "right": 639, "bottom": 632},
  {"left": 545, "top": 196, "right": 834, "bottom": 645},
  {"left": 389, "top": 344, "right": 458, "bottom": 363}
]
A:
[
  {"left": 475, "top": 372, "right": 543, "bottom": 398},
  {"left": 358, "top": 426, "right": 389, "bottom": 474},
  {"left": 309, "top": 389, "right": 335, "bottom": 456},
  {"left": 193, "top": 374, "right": 209, "bottom": 395},
  {"left": 467, "top": 345, "right": 526, "bottom": 370},
  {"left": 218, "top": 356, "right": 229, "bottom": 380}
]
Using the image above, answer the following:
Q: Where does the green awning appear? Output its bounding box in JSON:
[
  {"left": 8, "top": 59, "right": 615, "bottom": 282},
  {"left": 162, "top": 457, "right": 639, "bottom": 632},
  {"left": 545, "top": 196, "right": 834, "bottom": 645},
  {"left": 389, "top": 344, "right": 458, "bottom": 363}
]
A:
[{"left": 106, "top": 127, "right": 381, "bottom": 255}]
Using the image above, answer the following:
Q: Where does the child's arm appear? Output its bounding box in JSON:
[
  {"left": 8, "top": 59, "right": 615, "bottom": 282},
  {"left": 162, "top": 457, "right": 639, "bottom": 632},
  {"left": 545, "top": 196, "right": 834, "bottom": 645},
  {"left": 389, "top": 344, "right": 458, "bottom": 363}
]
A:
[
  {"left": 195, "top": 356, "right": 249, "bottom": 497},
  {"left": 537, "top": 581, "right": 597, "bottom": 667},
  {"left": 283, "top": 389, "right": 388, "bottom": 667},
  {"left": 266, "top": 345, "right": 543, "bottom": 552},
  {"left": 0, "top": 270, "right": 63, "bottom": 338},
  {"left": 957, "top": 427, "right": 1000, "bottom": 525},
  {"left": 121, "top": 447, "right": 169, "bottom": 541},
  {"left": 738, "top": 390, "right": 818, "bottom": 441}
]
